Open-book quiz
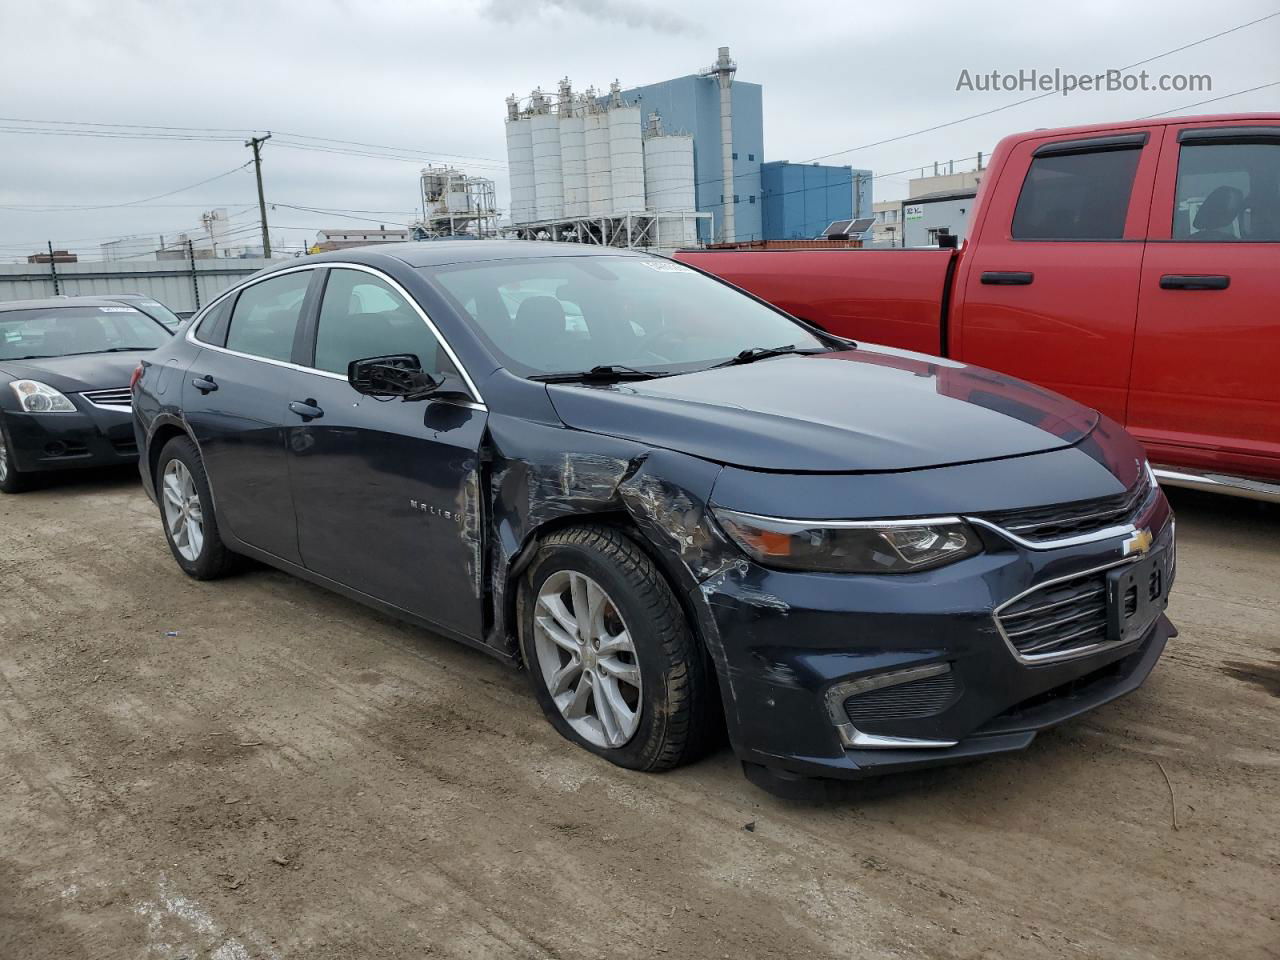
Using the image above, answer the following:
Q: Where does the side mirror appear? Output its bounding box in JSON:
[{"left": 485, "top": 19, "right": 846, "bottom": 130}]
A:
[{"left": 348, "top": 354, "right": 439, "bottom": 399}]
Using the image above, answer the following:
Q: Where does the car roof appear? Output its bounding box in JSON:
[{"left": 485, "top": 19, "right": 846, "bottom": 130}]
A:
[
  {"left": 0, "top": 295, "right": 144, "bottom": 313},
  {"left": 279, "top": 239, "right": 658, "bottom": 272}
]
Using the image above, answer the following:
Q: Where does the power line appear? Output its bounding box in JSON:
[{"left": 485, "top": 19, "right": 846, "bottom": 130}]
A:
[
  {"left": 1141, "top": 79, "right": 1280, "bottom": 117},
  {"left": 0, "top": 163, "right": 252, "bottom": 212},
  {"left": 0, "top": 126, "right": 243, "bottom": 143},
  {"left": 801, "top": 10, "right": 1280, "bottom": 163}
]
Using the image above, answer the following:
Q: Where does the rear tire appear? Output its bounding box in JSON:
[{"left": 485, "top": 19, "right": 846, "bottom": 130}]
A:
[
  {"left": 0, "top": 420, "right": 35, "bottom": 494},
  {"left": 155, "top": 435, "right": 237, "bottom": 579},
  {"left": 519, "top": 524, "right": 717, "bottom": 772}
]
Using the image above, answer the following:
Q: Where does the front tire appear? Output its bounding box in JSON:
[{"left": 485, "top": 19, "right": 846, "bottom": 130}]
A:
[
  {"left": 155, "top": 435, "right": 237, "bottom": 579},
  {"left": 0, "top": 420, "right": 35, "bottom": 494},
  {"left": 519, "top": 524, "right": 716, "bottom": 772}
]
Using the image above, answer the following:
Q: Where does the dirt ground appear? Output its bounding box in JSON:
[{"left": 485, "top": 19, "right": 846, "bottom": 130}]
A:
[{"left": 1, "top": 468, "right": 1277, "bottom": 960}]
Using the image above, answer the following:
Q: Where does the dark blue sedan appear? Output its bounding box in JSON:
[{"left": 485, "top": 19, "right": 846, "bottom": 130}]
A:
[{"left": 131, "top": 241, "right": 1175, "bottom": 794}]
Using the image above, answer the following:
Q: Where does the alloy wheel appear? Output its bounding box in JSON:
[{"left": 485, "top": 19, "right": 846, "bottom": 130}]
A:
[
  {"left": 161, "top": 459, "right": 204, "bottom": 562},
  {"left": 533, "top": 570, "right": 643, "bottom": 749},
  {"left": 0, "top": 433, "right": 8, "bottom": 483}
]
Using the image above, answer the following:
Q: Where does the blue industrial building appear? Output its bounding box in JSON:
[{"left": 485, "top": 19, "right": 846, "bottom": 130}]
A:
[
  {"left": 617, "top": 74, "right": 763, "bottom": 243},
  {"left": 759, "top": 162, "right": 873, "bottom": 240}
]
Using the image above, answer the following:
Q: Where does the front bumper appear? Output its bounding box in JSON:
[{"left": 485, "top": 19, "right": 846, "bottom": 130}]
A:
[
  {"left": 692, "top": 503, "right": 1175, "bottom": 782},
  {"left": 2, "top": 405, "right": 138, "bottom": 473}
]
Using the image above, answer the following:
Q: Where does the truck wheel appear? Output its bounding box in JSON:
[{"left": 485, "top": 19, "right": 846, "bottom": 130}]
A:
[
  {"left": 0, "top": 422, "right": 34, "bottom": 494},
  {"left": 156, "top": 436, "right": 237, "bottom": 580},
  {"left": 520, "top": 524, "right": 716, "bottom": 772}
]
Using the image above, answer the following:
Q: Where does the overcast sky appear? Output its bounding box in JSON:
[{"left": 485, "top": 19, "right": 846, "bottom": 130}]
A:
[{"left": 1, "top": 0, "right": 1277, "bottom": 260}]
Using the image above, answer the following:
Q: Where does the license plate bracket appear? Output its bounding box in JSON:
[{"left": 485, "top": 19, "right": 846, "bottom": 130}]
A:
[{"left": 1107, "top": 549, "right": 1168, "bottom": 644}]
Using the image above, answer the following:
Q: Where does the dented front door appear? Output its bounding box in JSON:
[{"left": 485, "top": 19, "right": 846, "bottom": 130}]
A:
[{"left": 285, "top": 371, "right": 488, "bottom": 640}]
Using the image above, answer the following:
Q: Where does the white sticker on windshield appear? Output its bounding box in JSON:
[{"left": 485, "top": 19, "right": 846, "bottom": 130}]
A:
[
  {"left": 638, "top": 260, "right": 694, "bottom": 273},
  {"left": 99, "top": 306, "right": 138, "bottom": 313}
]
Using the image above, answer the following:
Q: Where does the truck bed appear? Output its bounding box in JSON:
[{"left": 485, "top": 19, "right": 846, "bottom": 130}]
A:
[{"left": 674, "top": 248, "right": 955, "bottom": 355}]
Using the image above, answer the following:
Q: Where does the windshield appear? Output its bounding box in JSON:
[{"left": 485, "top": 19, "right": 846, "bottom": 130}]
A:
[
  {"left": 122, "top": 298, "right": 183, "bottom": 329},
  {"left": 0, "top": 305, "right": 170, "bottom": 360},
  {"left": 426, "top": 255, "right": 828, "bottom": 377}
]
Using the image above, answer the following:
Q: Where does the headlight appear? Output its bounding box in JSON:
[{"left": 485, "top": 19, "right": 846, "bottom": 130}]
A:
[
  {"left": 713, "top": 508, "right": 982, "bottom": 574},
  {"left": 9, "top": 380, "right": 77, "bottom": 413}
]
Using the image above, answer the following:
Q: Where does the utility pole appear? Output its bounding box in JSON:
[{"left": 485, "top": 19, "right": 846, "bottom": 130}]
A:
[
  {"left": 47, "top": 241, "right": 60, "bottom": 295},
  {"left": 245, "top": 133, "right": 272, "bottom": 259},
  {"left": 187, "top": 239, "right": 200, "bottom": 310}
]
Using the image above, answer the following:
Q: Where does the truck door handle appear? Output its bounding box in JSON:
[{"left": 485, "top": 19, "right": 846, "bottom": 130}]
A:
[
  {"left": 288, "top": 399, "right": 324, "bottom": 421},
  {"left": 191, "top": 376, "right": 218, "bottom": 394},
  {"left": 981, "top": 271, "right": 1034, "bottom": 285},
  {"left": 1160, "top": 274, "right": 1230, "bottom": 291}
]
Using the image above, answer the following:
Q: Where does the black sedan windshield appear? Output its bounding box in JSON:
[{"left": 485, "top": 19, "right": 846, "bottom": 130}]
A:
[
  {"left": 0, "top": 305, "right": 170, "bottom": 360},
  {"left": 427, "top": 255, "right": 828, "bottom": 377}
]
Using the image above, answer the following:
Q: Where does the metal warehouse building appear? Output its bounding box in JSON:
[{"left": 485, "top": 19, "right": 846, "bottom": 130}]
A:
[{"left": 759, "top": 162, "right": 873, "bottom": 241}]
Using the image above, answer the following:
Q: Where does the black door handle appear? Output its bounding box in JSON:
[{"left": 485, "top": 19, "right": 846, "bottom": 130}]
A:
[
  {"left": 1160, "top": 274, "right": 1230, "bottom": 291},
  {"left": 981, "top": 271, "right": 1035, "bottom": 285},
  {"left": 288, "top": 399, "right": 324, "bottom": 421},
  {"left": 191, "top": 376, "right": 218, "bottom": 394}
]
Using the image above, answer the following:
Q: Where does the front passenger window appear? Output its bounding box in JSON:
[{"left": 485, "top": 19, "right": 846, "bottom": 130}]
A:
[
  {"left": 225, "top": 271, "right": 313, "bottom": 362},
  {"left": 313, "top": 268, "right": 456, "bottom": 379}
]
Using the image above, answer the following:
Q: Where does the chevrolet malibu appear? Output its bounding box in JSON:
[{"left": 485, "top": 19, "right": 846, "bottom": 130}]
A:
[{"left": 131, "top": 241, "right": 1176, "bottom": 793}]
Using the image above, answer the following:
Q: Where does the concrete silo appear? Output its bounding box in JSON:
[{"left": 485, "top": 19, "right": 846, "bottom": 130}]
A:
[
  {"left": 529, "top": 89, "right": 563, "bottom": 221},
  {"left": 503, "top": 94, "right": 536, "bottom": 225},
  {"left": 607, "top": 82, "right": 645, "bottom": 216},
  {"left": 558, "top": 80, "right": 588, "bottom": 219},
  {"left": 643, "top": 113, "right": 698, "bottom": 246}
]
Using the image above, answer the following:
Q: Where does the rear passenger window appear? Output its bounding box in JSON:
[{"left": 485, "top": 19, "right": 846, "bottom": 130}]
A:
[
  {"left": 1173, "top": 142, "right": 1280, "bottom": 241},
  {"left": 313, "top": 268, "right": 456, "bottom": 378},
  {"left": 193, "top": 297, "right": 232, "bottom": 345},
  {"left": 1011, "top": 149, "right": 1142, "bottom": 240},
  {"left": 225, "top": 271, "right": 312, "bottom": 362}
]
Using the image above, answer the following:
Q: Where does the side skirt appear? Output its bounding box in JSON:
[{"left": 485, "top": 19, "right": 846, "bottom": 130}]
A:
[{"left": 222, "top": 533, "right": 517, "bottom": 666}]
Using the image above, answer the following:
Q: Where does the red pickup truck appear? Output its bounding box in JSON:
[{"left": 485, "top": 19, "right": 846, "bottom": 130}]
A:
[{"left": 677, "top": 113, "right": 1280, "bottom": 502}]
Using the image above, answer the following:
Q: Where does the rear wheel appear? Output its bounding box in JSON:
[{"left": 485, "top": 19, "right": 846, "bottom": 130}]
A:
[
  {"left": 0, "top": 421, "right": 34, "bottom": 494},
  {"left": 156, "top": 436, "right": 237, "bottom": 579},
  {"left": 520, "top": 524, "right": 716, "bottom": 772}
]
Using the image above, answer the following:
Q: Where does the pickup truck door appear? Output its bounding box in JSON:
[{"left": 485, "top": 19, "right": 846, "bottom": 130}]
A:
[
  {"left": 1128, "top": 122, "right": 1280, "bottom": 478},
  {"left": 953, "top": 130, "right": 1160, "bottom": 423}
]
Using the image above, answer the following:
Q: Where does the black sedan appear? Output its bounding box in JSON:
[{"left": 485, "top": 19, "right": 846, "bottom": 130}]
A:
[
  {"left": 131, "top": 241, "right": 1175, "bottom": 793},
  {"left": 0, "top": 296, "right": 172, "bottom": 493}
]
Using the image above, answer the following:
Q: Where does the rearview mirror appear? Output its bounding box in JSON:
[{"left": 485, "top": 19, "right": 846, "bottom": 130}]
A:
[{"left": 347, "top": 354, "right": 439, "bottom": 399}]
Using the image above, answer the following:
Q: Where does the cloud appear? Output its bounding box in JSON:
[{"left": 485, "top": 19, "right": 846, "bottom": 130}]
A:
[{"left": 480, "top": 0, "right": 700, "bottom": 36}]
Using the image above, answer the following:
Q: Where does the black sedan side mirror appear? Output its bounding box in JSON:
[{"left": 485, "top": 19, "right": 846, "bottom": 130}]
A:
[{"left": 348, "top": 354, "right": 439, "bottom": 400}]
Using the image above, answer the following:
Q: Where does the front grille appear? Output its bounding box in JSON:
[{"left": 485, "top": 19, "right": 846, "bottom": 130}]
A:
[
  {"left": 843, "top": 672, "right": 960, "bottom": 723},
  {"left": 996, "top": 570, "right": 1110, "bottom": 659},
  {"left": 81, "top": 387, "right": 133, "bottom": 409},
  {"left": 979, "top": 472, "right": 1152, "bottom": 542}
]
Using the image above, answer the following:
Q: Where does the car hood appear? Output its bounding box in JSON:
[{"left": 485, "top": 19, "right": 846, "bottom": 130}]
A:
[
  {"left": 0, "top": 352, "right": 150, "bottom": 393},
  {"left": 545, "top": 347, "right": 1099, "bottom": 473}
]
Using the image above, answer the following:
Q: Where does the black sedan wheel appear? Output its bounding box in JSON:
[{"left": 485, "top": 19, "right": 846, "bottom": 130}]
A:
[
  {"left": 520, "top": 524, "right": 717, "bottom": 771},
  {"left": 0, "top": 422, "right": 33, "bottom": 494},
  {"left": 156, "top": 436, "right": 237, "bottom": 579}
]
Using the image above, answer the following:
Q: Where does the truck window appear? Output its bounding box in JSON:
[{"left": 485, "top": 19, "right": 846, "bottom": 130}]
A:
[
  {"left": 1173, "top": 142, "right": 1280, "bottom": 241},
  {"left": 1011, "top": 149, "right": 1142, "bottom": 240}
]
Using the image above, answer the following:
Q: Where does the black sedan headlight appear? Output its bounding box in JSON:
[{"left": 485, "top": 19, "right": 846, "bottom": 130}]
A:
[{"left": 713, "top": 508, "right": 982, "bottom": 574}]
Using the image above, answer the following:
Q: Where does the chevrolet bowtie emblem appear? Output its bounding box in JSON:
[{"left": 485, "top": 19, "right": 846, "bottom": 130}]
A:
[{"left": 1124, "top": 528, "right": 1154, "bottom": 556}]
